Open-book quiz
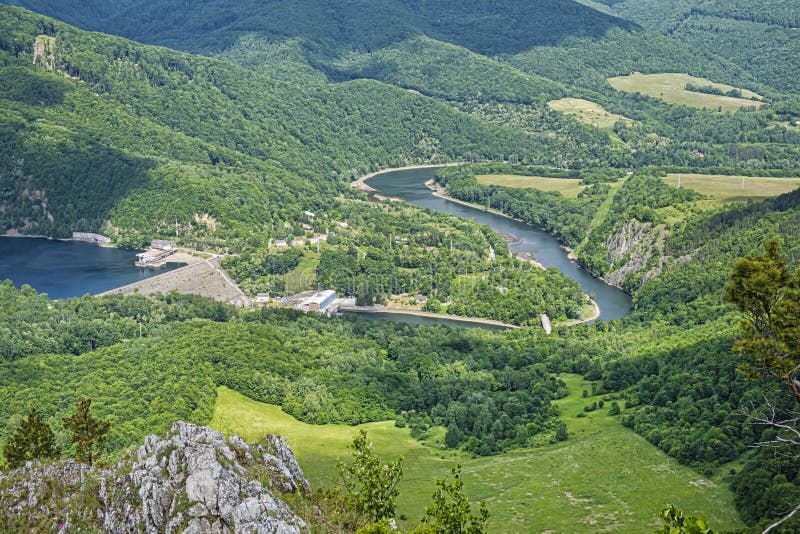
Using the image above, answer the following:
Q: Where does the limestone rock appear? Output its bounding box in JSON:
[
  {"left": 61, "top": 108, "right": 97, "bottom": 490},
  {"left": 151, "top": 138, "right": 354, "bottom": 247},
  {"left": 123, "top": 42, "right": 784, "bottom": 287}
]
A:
[
  {"left": 603, "top": 219, "right": 667, "bottom": 289},
  {"left": 0, "top": 422, "right": 309, "bottom": 533}
]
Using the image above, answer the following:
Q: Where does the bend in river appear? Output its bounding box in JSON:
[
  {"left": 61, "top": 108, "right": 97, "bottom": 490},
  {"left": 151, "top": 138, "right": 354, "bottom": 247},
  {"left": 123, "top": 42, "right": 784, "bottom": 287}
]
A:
[{"left": 365, "top": 167, "right": 633, "bottom": 322}]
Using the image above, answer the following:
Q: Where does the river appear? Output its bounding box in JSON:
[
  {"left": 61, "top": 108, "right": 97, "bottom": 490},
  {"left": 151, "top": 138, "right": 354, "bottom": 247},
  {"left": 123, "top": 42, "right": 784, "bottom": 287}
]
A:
[
  {"left": 0, "top": 237, "right": 180, "bottom": 299},
  {"left": 365, "top": 167, "right": 633, "bottom": 321}
]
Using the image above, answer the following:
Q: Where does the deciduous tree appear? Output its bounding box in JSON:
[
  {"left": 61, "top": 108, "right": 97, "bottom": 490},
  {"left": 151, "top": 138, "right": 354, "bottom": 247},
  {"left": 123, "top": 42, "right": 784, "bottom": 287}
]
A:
[
  {"left": 338, "top": 430, "right": 404, "bottom": 524},
  {"left": 415, "top": 465, "right": 489, "bottom": 534}
]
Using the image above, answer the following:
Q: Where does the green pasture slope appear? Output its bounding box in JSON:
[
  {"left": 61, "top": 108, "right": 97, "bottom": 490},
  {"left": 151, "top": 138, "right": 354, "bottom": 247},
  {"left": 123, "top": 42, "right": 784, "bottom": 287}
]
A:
[{"left": 211, "top": 375, "right": 742, "bottom": 532}]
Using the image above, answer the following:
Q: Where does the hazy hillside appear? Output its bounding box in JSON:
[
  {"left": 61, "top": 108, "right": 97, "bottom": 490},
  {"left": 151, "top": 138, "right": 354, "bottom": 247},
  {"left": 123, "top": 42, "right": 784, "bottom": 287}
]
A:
[
  {"left": 5, "top": 0, "right": 637, "bottom": 54},
  {"left": 603, "top": 0, "right": 800, "bottom": 93},
  {"left": 4, "top": 0, "right": 753, "bottom": 96}
]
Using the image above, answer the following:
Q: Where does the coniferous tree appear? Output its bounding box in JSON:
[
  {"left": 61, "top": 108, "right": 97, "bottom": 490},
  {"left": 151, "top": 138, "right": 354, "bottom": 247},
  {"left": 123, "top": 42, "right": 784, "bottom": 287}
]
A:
[
  {"left": 62, "top": 397, "right": 110, "bottom": 467},
  {"left": 725, "top": 240, "right": 800, "bottom": 402},
  {"left": 2, "top": 407, "right": 61, "bottom": 469}
]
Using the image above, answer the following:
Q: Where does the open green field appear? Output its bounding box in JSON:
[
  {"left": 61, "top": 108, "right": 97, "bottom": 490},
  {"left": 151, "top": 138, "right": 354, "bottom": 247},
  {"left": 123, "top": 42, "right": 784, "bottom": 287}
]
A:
[
  {"left": 211, "top": 375, "right": 742, "bottom": 532},
  {"left": 548, "top": 98, "right": 632, "bottom": 129},
  {"left": 284, "top": 250, "right": 320, "bottom": 293},
  {"left": 664, "top": 174, "right": 800, "bottom": 203},
  {"left": 476, "top": 174, "right": 586, "bottom": 198},
  {"left": 607, "top": 73, "right": 763, "bottom": 112}
]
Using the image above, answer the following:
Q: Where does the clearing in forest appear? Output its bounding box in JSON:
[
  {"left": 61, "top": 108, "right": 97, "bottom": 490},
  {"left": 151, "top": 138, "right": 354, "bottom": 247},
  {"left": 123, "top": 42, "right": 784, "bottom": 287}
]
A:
[
  {"left": 607, "top": 73, "right": 762, "bottom": 112},
  {"left": 664, "top": 174, "right": 800, "bottom": 203},
  {"left": 211, "top": 375, "right": 742, "bottom": 533},
  {"left": 476, "top": 174, "right": 586, "bottom": 198},
  {"left": 548, "top": 98, "right": 632, "bottom": 129}
]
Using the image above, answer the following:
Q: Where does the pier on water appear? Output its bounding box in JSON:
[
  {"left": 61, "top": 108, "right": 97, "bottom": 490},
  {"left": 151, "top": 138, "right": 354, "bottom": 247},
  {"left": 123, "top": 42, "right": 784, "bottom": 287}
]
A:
[
  {"left": 135, "top": 240, "right": 177, "bottom": 268},
  {"left": 135, "top": 248, "right": 176, "bottom": 268}
]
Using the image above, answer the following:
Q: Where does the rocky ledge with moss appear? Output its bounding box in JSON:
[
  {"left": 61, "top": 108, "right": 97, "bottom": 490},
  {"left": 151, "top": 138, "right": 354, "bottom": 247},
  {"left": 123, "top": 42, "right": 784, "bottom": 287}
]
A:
[{"left": 0, "top": 421, "right": 310, "bottom": 533}]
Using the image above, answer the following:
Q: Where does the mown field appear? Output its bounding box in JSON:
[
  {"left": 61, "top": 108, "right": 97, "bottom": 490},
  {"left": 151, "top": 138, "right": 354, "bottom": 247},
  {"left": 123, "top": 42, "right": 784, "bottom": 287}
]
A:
[
  {"left": 607, "top": 73, "right": 763, "bottom": 112},
  {"left": 210, "top": 375, "right": 742, "bottom": 533},
  {"left": 664, "top": 174, "right": 800, "bottom": 203},
  {"left": 548, "top": 98, "right": 633, "bottom": 129},
  {"left": 476, "top": 174, "right": 586, "bottom": 198}
]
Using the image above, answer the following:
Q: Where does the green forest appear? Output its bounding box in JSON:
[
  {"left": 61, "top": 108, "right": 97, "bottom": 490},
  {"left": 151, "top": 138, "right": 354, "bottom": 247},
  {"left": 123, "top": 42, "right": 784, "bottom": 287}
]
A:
[{"left": 1, "top": 0, "right": 800, "bottom": 531}]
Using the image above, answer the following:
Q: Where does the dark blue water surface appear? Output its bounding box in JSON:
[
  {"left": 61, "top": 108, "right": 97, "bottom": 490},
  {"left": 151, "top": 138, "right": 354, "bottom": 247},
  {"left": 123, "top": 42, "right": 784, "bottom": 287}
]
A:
[
  {"left": 0, "top": 237, "right": 179, "bottom": 299},
  {"left": 367, "top": 167, "right": 633, "bottom": 321}
]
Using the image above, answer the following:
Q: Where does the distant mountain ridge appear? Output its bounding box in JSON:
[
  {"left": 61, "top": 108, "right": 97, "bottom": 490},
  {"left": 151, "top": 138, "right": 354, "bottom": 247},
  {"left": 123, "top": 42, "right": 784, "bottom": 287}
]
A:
[
  {"left": 4, "top": 0, "right": 638, "bottom": 55},
  {"left": 603, "top": 0, "right": 800, "bottom": 92}
]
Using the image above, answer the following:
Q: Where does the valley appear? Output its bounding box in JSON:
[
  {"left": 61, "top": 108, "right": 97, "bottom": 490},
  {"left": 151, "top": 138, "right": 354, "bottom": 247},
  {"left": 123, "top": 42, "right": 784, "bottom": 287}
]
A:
[
  {"left": 211, "top": 378, "right": 743, "bottom": 533},
  {"left": 0, "top": 0, "right": 799, "bottom": 532}
]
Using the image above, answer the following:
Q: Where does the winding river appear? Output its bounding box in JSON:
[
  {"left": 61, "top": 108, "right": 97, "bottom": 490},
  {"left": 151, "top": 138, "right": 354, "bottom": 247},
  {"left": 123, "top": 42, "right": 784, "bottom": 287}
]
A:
[
  {"left": 2, "top": 167, "right": 631, "bottom": 323},
  {"left": 365, "top": 167, "right": 633, "bottom": 322}
]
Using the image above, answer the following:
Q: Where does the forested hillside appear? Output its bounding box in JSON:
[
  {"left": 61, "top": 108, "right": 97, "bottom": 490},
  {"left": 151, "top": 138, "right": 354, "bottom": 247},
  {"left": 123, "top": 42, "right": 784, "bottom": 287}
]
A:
[
  {"left": 2, "top": 0, "right": 800, "bottom": 531},
  {"left": 5, "top": 0, "right": 636, "bottom": 54},
  {"left": 603, "top": 0, "right": 800, "bottom": 93},
  {"left": 0, "top": 5, "right": 569, "bottom": 240}
]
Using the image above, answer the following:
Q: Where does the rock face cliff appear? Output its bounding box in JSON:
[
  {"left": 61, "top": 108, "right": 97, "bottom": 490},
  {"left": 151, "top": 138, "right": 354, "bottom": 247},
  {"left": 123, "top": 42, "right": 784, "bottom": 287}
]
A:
[
  {"left": 603, "top": 219, "right": 667, "bottom": 290},
  {"left": 0, "top": 422, "right": 310, "bottom": 533}
]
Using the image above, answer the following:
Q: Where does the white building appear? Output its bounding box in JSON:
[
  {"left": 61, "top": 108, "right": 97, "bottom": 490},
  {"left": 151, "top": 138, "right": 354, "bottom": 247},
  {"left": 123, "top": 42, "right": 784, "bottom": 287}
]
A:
[{"left": 303, "top": 290, "right": 337, "bottom": 313}]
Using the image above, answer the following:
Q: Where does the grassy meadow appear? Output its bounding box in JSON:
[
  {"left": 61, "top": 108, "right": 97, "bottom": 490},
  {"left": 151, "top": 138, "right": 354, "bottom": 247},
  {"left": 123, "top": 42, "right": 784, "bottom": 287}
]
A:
[
  {"left": 548, "top": 98, "right": 632, "bottom": 129},
  {"left": 607, "top": 73, "right": 762, "bottom": 112},
  {"left": 211, "top": 375, "right": 742, "bottom": 532},
  {"left": 664, "top": 174, "right": 800, "bottom": 203},
  {"left": 476, "top": 174, "right": 586, "bottom": 198}
]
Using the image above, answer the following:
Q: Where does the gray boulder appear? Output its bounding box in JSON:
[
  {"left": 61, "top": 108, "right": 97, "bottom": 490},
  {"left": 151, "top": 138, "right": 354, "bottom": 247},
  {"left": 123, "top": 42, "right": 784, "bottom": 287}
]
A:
[{"left": 0, "top": 422, "right": 310, "bottom": 533}]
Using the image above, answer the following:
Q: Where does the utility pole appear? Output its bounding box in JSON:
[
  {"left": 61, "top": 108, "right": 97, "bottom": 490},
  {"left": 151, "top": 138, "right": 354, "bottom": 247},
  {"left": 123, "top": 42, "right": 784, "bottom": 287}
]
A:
[{"left": 677, "top": 175, "right": 681, "bottom": 188}]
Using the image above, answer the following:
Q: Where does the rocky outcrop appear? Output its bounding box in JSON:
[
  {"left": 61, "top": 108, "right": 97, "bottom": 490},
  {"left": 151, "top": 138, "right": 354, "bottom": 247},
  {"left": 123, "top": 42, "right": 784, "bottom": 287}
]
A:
[
  {"left": 603, "top": 220, "right": 667, "bottom": 289},
  {"left": 0, "top": 422, "right": 309, "bottom": 533}
]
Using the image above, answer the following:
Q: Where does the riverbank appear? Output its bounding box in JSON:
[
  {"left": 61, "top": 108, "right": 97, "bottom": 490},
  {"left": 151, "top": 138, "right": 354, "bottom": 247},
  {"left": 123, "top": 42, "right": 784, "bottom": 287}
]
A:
[
  {"left": 425, "top": 179, "right": 606, "bottom": 323},
  {"left": 556, "top": 298, "right": 601, "bottom": 327},
  {"left": 2, "top": 230, "right": 115, "bottom": 247},
  {"left": 339, "top": 304, "right": 519, "bottom": 329},
  {"left": 351, "top": 163, "right": 463, "bottom": 193},
  {"left": 363, "top": 165, "right": 633, "bottom": 321}
]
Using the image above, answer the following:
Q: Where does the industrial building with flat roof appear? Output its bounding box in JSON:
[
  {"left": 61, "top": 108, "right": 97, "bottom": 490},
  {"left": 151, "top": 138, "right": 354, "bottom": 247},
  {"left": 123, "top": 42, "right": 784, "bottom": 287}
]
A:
[{"left": 303, "top": 290, "right": 336, "bottom": 313}]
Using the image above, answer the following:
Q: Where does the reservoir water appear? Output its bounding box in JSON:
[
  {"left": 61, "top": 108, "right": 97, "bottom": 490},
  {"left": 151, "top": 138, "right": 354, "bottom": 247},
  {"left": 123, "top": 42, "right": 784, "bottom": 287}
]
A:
[
  {"left": 0, "top": 237, "right": 179, "bottom": 299},
  {"left": 1, "top": 167, "right": 632, "bottom": 323},
  {"left": 366, "top": 167, "right": 633, "bottom": 321}
]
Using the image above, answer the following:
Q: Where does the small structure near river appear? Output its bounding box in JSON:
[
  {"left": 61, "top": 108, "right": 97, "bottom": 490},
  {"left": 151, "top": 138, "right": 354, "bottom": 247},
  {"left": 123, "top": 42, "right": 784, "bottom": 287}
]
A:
[
  {"left": 284, "top": 290, "right": 338, "bottom": 314},
  {"left": 541, "top": 313, "right": 552, "bottom": 335}
]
